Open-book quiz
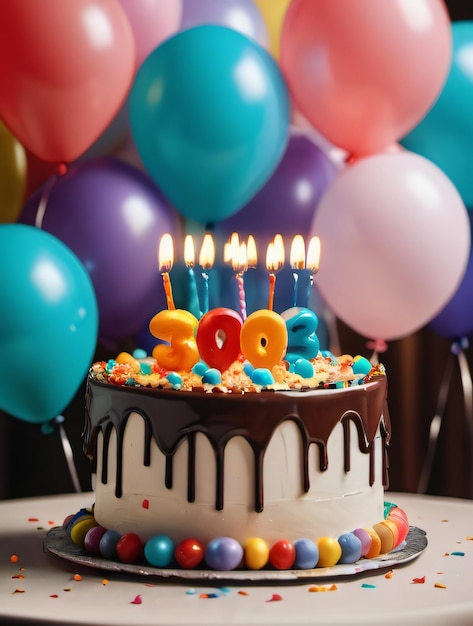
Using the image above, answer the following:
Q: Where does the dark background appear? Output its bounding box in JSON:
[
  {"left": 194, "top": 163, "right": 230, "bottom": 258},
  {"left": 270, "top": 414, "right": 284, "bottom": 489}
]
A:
[{"left": 1, "top": 0, "right": 472, "bottom": 501}]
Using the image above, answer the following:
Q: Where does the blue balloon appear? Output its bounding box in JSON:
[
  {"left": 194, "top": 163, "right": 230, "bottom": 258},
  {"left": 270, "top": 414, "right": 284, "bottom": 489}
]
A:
[
  {"left": 129, "top": 24, "right": 290, "bottom": 225},
  {"left": 0, "top": 224, "right": 98, "bottom": 424},
  {"left": 400, "top": 22, "right": 473, "bottom": 210}
]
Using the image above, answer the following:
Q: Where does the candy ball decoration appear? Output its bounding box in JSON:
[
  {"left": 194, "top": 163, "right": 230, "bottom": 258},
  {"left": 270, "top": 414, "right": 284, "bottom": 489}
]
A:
[
  {"left": 84, "top": 526, "right": 107, "bottom": 555},
  {"left": 352, "top": 528, "right": 373, "bottom": 557},
  {"left": 293, "top": 538, "right": 319, "bottom": 569},
  {"left": 337, "top": 533, "right": 363, "bottom": 564},
  {"left": 244, "top": 537, "right": 270, "bottom": 570},
  {"left": 144, "top": 535, "right": 175, "bottom": 568},
  {"left": 130, "top": 24, "right": 290, "bottom": 225},
  {"left": 116, "top": 533, "right": 143, "bottom": 564},
  {"left": 205, "top": 537, "right": 244, "bottom": 571},
  {"left": 174, "top": 538, "right": 205, "bottom": 569},
  {"left": 0, "top": 224, "right": 98, "bottom": 424},
  {"left": 316, "top": 537, "right": 342, "bottom": 568},
  {"left": 99, "top": 530, "right": 122, "bottom": 560},
  {"left": 268, "top": 540, "right": 296, "bottom": 570}
]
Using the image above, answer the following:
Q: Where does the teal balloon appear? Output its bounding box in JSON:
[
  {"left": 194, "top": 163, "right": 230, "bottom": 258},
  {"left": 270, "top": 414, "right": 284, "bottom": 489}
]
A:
[
  {"left": 400, "top": 22, "right": 473, "bottom": 210},
  {"left": 0, "top": 224, "right": 98, "bottom": 424},
  {"left": 129, "top": 24, "right": 290, "bottom": 225}
]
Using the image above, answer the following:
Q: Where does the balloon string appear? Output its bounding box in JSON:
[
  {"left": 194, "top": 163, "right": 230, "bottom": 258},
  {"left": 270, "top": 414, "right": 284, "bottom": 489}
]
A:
[
  {"left": 55, "top": 416, "right": 81, "bottom": 493},
  {"left": 455, "top": 338, "right": 473, "bottom": 498},
  {"left": 366, "top": 338, "right": 388, "bottom": 364},
  {"left": 35, "top": 175, "right": 57, "bottom": 229}
]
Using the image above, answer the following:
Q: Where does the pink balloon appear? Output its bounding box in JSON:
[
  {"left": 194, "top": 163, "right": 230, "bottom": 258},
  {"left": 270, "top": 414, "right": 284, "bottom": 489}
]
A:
[
  {"left": 0, "top": 0, "right": 135, "bottom": 164},
  {"left": 118, "top": 0, "right": 183, "bottom": 69},
  {"left": 311, "top": 151, "right": 470, "bottom": 341},
  {"left": 280, "top": 0, "right": 452, "bottom": 157}
]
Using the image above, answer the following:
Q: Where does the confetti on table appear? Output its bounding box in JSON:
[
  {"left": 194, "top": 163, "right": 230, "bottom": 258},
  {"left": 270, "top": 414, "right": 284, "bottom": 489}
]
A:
[
  {"left": 238, "top": 591, "right": 249, "bottom": 596},
  {"left": 10, "top": 554, "right": 19, "bottom": 563},
  {"left": 434, "top": 582, "right": 447, "bottom": 589},
  {"left": 73, "top": 574, "right": 82, "bottom": 581},
  {"left": 466, "top": 536, "right": 473, "bottom": 541},
  {"left": 142, "top": 499, "right": 149, "bottom": 509},
  {"left": 450, "top": 551, "right": 465, "bottom": 556},
  {"left": 50, "top": 594, "right": 59, "bottom": 599},
  {"left": 361, "top": 583, "right": 376, "bottom": 589},
  {"left": 384, "top": 570, "right": 394, "bottom": 579},
  {"left": 130, "top": 594, "right": 142, "bottom": 604},
  {"left": 63, "top": 587, "right": 72, "bottom": 592},
  {"left": 411, "top": 576, "right": 426, "bottom": 584},
  {"left": 185, "top": 588, "right": 196, "bottom": 595},
  {"left": 12, "top": 574, "right": 24, "bottom": 580},
  {"left": 266, "top": 593, "right": 283, "bottom": 602},
  {"left": 27, "top": 518, "right": 39, "bottom": 523},
  {"left": 308, "top": 584, "right": 338, "bottom": 592},
  {"left": 102, "top": 579, "right": 109, "bottom": 586},
  {"left": 12, "top": 588, "right": 25, "bottom": 594},
  {"left": 199, "top": 593, "right": 220, "bottom": 599}
]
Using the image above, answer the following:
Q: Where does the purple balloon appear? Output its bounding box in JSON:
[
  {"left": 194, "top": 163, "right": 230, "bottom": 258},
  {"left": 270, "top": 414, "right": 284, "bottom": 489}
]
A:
[
  {"left": 181, "top": 0, "right": 268, "bottom": 48},
  {"left": 215, "top": 128, "right": 338, "bottom": 250},
  {"left": 20, "top": 158, "right": 180, "bottom": 346},
  {"left": 429, "top": 215, "right": 473, "bottom": 339}
]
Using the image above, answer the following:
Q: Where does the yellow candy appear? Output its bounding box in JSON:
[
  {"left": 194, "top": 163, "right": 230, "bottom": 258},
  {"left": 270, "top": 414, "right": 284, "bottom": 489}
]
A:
[
  {"left": 70, "top": 516, "right": 98, "bottom": 547},
  {"left": 316, "top": 537, "right": 342, "bottom": 568},
  {"left": 244, "top": 537, "right": 269, "bottom": 570}
]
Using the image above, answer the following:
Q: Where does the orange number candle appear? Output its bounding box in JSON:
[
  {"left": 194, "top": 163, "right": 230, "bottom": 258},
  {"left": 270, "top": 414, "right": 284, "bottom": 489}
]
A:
[
  {"left": 240, "top": 309, "right": 287, "bottom": 370},
  {"left": 196, "top": 307, "right": 243, "bottom": 372},
  {"left": 149, "top": 309, "right": 199, "bottom": 371}
]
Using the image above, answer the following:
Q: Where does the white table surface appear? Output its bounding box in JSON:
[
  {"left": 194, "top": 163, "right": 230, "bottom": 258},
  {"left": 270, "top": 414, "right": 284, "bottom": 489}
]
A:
[{"left": 0, "top": 491, "right": 472, "bottom": 626}]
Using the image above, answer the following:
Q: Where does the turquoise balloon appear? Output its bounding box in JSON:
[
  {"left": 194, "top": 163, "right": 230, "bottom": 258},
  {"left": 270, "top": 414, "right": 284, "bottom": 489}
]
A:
[
  {"left": 0, "top": 224, "right": 98, "bottom": 424},
  {"left": 401, "top": 22, "right": 473, "bottom": 210},
  {"left": 129, "top": 24, "right": 290, "bottom": 225}
]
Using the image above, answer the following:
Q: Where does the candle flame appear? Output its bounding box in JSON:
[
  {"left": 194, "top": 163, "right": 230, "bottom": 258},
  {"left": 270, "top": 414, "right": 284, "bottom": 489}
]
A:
[
  {"left": 184, "top": 235, "right": 195, "bottom": 268},
  {"left": 223, "top": 241, "right": 231, "bottom": 264},
  {"left": 158, "top": 233, "right": 173, "bottom": 273},
  {"left": 290, "top": 235, "right": 306, "bottom": 270},
  {"left": 306, "top": 236, "right": 321, "bottom": 273},
  {"left": 199, "top": 233, "right": 215, "bottom": 269},
  {"left": 266, "top": 235, "right": 285, "bottom": 272},
  {"left": 233, "top": 242, "right": 247, "bottom": 274},
  {"left": 247, "top": 235, "right": 257, "bottom": 268}
]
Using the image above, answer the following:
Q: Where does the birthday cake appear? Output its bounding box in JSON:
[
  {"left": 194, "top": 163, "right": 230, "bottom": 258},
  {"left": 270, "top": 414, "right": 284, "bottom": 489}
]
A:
[{"left": 69, "top": 297, "right": 409, "bottom": 572}]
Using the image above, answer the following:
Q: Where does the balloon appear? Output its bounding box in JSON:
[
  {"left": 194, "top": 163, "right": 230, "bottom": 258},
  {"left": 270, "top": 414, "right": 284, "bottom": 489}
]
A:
[
  {"left": 401, "top": 22, "right": 473, "bottom": 210},
  {"left": 181, "top": 0, "right": 268, "bottom": 48},
  {"left": 216, "top": 127, "right": 338, "bottom": 250},
  {"left": 280, "top": 0, "right": 452, "bottom": 157},
  {"left": 310, "top": 151, "right": 470, "bottom": 341},
  {"left": 119, "top": 0, "right": 183, "bottom": 69},
  {"left": 129, "top": 24, "right": 290, "bottom": 225},
  {"left": 0, "top": 0, "right": 135, "bottom": 163},
  {"left": 430, "top": 214, "right": 473, "bottom": 339},
  {"left": 20, "top": 158, "right": 180, "bottom": 346},
  {"left": 0, "top": 224, "right": 98, "bottom": 424},
  {"left": 0, "top": 121, "right": 27, "bottom": 223},
  {"left": 254, "top": 0, "right": 290, "bottom": 58}
]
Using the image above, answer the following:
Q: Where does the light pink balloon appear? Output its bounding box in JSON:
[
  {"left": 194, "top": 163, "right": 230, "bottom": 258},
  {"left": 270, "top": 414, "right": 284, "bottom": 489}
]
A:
[
  {"left": 280, "top": 0, "right": 452, "bottom": 157},
  {"left": 118, "top": 0, "right": 183, "bottom": 68},
  {"left": 311, "top": 151, "right": 470, "bottom": 341}
]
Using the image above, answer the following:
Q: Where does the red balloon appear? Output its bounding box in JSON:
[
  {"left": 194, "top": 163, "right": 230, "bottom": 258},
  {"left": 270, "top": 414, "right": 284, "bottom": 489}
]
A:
[
  {"left": 0, "top": 0, "right": 135, "bottom": 163},
  {"left": 280, "top": 0, "right": 451, "bottom": 157}
]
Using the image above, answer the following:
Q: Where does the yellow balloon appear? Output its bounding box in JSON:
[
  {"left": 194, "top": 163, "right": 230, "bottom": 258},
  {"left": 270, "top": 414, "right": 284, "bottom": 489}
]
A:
[
  {"left": 0, "top": 121, "right": 27, "bottom": 223},
  {"left": 254, "top": 0, "right": 291, "bottom": 59}
]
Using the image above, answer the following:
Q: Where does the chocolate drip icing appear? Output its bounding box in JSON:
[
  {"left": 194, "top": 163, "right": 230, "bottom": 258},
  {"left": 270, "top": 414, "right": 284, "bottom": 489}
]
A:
[{"left": 84, "top": 376, "right": 390, "bottom": 513}]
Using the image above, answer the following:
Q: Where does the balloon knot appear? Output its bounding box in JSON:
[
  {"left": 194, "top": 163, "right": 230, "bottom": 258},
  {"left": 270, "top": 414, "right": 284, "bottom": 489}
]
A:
[
  {"left": 366, "top": 338, "right": 388, "bottom": 353},
  {"left": 451, "top": 337, "right": 469, "bottom": 355},
  {"left": 56, "top": 162, "right": 68, "bottom": 176},
  {"left": 40, "top": 415, "right": 64, "bottom": 435}
]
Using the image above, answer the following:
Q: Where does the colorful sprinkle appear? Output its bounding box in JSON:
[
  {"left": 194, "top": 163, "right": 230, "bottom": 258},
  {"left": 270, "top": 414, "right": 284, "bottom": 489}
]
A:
[
  {"left": 266, "top": 593, "right": 283, "bottom": 602},
  {"left": 450, "top": 551, "right": 465, "bottom": 556},
  {"left": 185, "top": 588, "right": 196, "bottom": 595},
  {"left": 12, "top": 588, "right": 25, "bottom": 594},
  {"left": 50, "top": 594, "right": 59, "bottom": 598},
  {"left": 142, "top": 499, "right": 149, "bottom": 509},
  {"left": 238, "top": 591, "right": 249, "bottom": 596},
  {"left": 27, "top": 518, "right": 39, "bottom": 522},
  {"left": 411, "top": 576, "right": 426, "bottom": 584},
  {"left": 434, "top": 583, "right": 447, "bottom": 589},
  {"left": 12, "top": 575, "right": 24, "bottom": 579},
  {"left": 308, "top": 584, "right": 338, "bottom": 592},
  {"left": 10, "top": 554, "right": 19, "bottom": 563},
  {"left": 361, "top": 583, "right": 376, "bottom": 589},
  {"left": 130, "top": 594, "right": 142, "bottom": 604},
  {"left": 73, "top": 574, "right": 82, "bottom": 581},
  {"left": 384, "top": 570, "right": 394, "bottom": 579},
  {"left": 102, "top": 579, "right": 109, "bottom": 586}
]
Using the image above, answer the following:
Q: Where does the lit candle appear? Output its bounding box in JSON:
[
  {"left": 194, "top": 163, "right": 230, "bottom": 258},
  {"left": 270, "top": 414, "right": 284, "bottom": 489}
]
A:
[
  {"left": 230, "top": 233, "right": 248, "bottom": 320},
  {"left": 150, "top": 309, "right": 199, "bottom": 371},
  {"left": 266, "top": 236, "right": 284, "bottom": 311},
  {"left": 196, "top": 307, "right": 243, "bottom": 372},
  {"left": 305, "top": 236, "right": 321, "bottom": 306},
  {"left": 184, "top": 235, "right": 202, "bottom": 318},
  {"left": 290, "top": 235, "right": 305, "bottom": 307},
  {"left": 159, "top": 233, "right": 175, "bottom": 310},
  {"left": 240, "top": 309, "right": 288, "bottom": 370},
  {"left": 199, "top": 233, "right": 215, "bottom": 315},
  {"left": 247, "top": 235, "right": 257, "bottom": 269}
]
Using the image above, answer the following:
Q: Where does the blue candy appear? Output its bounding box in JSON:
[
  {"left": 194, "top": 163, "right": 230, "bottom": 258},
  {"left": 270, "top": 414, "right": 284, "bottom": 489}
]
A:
[
  {"left": 144, "top": 534, "right": 175, "bottom": 568},
  {"left": 251, "top": 368, "right": 274, "bottom": 386},
  {"left": 202, "top": 368, "right": 222, "bottom": 385},
  {"left": 338, "top": 533, "right": 363, "bottom": 564},
  {"left": 293, "top": 538, "right": 319, "bottom": 569},
  {"left": 99, "top": 530, "right": 122, "bottom": 560},
  {"left": 293, "top": 358, "right": 314, "bottom": 379},
  {"left": 205, "top": 537, "right": 243, "bottom": 571}
]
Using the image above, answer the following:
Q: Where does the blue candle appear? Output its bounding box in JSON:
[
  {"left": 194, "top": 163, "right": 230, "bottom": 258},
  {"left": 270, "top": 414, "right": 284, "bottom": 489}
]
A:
[{"left": 184, "top": 235, "right": 202, "bottom": 318}]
